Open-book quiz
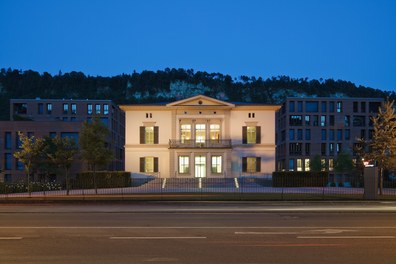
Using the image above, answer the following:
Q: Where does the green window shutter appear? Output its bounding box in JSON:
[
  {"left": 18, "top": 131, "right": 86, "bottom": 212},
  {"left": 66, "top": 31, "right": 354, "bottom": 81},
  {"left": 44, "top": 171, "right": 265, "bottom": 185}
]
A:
[
  {"left": 256, "top": 126, "right": 261, "bottom": 144},
  {"left": 256, "top": 157, "right": 261, "bottom": 172},
  {"left": 154, "top": 126, "right": 159, "bottom": 144},
  {"left": 154, "top": 157, "right": 159, "bottom": 172},
  {"left": 139, "top": 157, "right": 145, "bottom": 172},
  {"left": 242, "top": 126, "right": 247, "bottom": 144},
  {"left": 242, "top": 157, "right": 247, "bottom": 172},
  {"left": 140, "top": 126, "right": 145, "bottom": 144}
]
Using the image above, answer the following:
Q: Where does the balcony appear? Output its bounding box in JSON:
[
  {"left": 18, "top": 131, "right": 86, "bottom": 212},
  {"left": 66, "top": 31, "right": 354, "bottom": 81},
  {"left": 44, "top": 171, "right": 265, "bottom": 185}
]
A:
[{"left": 169, "top": 139, "right": 232, "bottom": 149}]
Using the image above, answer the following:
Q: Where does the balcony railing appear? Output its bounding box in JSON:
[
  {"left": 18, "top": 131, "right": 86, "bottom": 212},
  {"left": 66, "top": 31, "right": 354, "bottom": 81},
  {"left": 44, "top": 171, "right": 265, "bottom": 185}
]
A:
[{"left": 169, "top": 139, "right": 232, "bottom": 149}]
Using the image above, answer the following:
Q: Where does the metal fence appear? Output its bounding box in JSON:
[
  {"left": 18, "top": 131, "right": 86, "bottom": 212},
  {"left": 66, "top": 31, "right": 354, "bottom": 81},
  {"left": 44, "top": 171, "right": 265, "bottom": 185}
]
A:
[{"left": 1, "top": 175, "right": 396, "bottom": 201}]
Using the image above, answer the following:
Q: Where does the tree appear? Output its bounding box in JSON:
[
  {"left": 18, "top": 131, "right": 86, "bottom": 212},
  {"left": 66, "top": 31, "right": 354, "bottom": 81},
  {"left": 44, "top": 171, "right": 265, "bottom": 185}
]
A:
[
  {"left": 368, "top": 100, "right": 396, "bottom": 195},
  {"left": 46, "top": 136, "right": 78, "bottom": 195},
  {"left": 13, "top": 132, "right": 44, "bottom": 195},
  {"left": 310, "top": 155, "right": 325, "bottom": 172},
  {"left": 79, "top": 116, "right": 113, "bottom": 194}
]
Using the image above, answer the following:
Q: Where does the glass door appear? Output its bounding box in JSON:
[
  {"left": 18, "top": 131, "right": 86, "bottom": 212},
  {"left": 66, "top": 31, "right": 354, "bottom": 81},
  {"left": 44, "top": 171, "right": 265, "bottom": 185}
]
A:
[{"left": 195, "top": 156, "right": 206, "bottom": 178}]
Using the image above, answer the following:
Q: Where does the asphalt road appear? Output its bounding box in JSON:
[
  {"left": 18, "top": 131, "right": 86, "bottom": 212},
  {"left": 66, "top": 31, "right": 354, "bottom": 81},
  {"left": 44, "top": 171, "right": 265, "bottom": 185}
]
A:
[{"left": 1, "top": 202, "right": 396, "bottom": 264}]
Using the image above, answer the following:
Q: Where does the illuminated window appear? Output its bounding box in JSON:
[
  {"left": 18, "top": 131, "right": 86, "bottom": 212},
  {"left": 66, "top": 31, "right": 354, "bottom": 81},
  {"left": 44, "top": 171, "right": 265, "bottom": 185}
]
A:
[
  {"left": 95, "top": 104, "right": 101, "bottom": 114},
  {"left": 104, "top": 104, "right": 109, "bottom": 115},
  {"left": 140, "top": 126, "right": 158, "bottom": 144},
  {"left": 145, "top": 157, "right": 154, "bottom": 173},
  {"left": 71, "top": 103, "right": 77, "bottom": 114},
  {"left": 145, "top": 127, "right": 154, "bottom": 144},
  {"left": 210, "top": 124, "right": 220, "bottom": 141},
  {"left": 179, "top": 156, "right": 190, "bottom": 174},
  {"left": 296, "top": 159, "right": 303, "bottom": 171},
  {"left": 180, "top": 124, "right": 191, "bottom": 143},
  {"left": 243, "top": 157, "right": 261, "bottom": 173},
  {"left": 305, "top": 159, "right": 310, "bottom": 171},
  {"left": 195, "top": 124, "right": 206, "bottom": 143},
  {"left": 211, "top": 156, "right": 222, "bottom": 173},
  {"left": 329, "top": 159, "right": 334, "bottom": 171},
  {"left": 247, "top": 126, "right": 256, "bottom": 144},
  {"left": 87, "top": 104, "right": 92, "bottom": 115},
  {"left": 63, "top": 103, "right": 68, "bottom": 114}
]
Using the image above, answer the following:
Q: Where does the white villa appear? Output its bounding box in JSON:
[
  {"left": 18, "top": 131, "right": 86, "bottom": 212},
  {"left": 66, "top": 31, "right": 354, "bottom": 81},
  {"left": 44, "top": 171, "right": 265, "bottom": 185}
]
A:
[{"left": 120, "top": 95, "right": 280, "bottom": 178}]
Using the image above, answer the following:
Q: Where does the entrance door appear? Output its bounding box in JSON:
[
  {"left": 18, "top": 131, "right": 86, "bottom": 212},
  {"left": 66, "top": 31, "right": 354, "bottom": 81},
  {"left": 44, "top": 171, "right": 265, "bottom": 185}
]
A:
[{"left": 195, "top": 155, "right": 206, "bottom": 178}]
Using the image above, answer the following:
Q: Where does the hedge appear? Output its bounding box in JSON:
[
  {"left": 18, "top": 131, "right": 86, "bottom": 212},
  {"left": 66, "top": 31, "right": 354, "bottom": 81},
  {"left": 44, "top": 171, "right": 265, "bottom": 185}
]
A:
[
  {"left": 73, "top": 171, "right": 131, "bottom": 189},
  {"left": 272, "top": 171, "right": 328, "bottom": 187}
]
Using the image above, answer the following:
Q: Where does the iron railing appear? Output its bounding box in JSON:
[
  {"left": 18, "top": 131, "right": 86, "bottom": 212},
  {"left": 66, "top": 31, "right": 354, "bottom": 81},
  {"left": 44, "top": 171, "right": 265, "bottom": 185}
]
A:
[{"left": 169, "top": 139, "right": 232, "bottom": 149}]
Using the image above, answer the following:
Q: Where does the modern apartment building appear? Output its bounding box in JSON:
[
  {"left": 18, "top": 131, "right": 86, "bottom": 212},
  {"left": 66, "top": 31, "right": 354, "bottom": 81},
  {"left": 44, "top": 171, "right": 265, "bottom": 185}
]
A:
[
  {"left": 120, "top": 95, "right": 280, "bottom": 178},
  {"left": 0, "top": 98, "right": 125, "bottom": 182},
  {"left": 275, "top": 97, "right": 384, "bottom": 178}
]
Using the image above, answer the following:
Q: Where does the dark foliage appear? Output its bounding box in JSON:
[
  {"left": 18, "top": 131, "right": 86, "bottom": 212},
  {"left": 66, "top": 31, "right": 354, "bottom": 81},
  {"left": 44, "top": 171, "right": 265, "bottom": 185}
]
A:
[{"left": 1, "top": 67, "right": 394, "bottom": 120}]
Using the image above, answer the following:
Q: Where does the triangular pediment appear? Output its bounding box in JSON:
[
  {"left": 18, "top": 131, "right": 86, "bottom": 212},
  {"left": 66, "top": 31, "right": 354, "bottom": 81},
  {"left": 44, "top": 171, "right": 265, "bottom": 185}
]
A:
[{"left": 166, "top": 95, "right": 235, "bottom": 107}]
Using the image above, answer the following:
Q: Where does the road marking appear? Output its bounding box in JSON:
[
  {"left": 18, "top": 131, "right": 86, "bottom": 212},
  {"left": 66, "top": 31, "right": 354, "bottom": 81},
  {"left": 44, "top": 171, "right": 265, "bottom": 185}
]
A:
[
  {"left": 235, "top": 232, "right": 298, "bottom": 235},
  {"left": 1, "top": 226, "right": 396, "bottom": 229},
  {"left": 0, "top": 237, "right": 23, "bottom": 240},
  {"left": 110, "top": 236, "right": 206, "bottom": 240},
  {"left": 310, "top": 229, "right": 357, "bottom": 234},
  {"left": 298, "top": 236, "right": 395, "bottom": 239}
]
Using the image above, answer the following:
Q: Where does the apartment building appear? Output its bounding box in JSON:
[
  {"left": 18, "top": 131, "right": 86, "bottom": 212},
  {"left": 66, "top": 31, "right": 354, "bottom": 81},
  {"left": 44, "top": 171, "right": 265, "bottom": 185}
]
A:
[
  {"left": 275, "top": 97, "right": 384, "bottom": 177},
  {"left": 120, "top": 95, "right": 280, "bottom": 178},
  {"left": 0, "top": 98, "right": 125, "bottom": 182}
]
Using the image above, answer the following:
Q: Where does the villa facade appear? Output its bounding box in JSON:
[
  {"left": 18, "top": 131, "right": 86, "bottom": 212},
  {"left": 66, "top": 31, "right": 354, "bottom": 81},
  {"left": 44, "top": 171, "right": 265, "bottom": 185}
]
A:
[{"left": 120, "top": 95, "right": 280, "bottom": 178}]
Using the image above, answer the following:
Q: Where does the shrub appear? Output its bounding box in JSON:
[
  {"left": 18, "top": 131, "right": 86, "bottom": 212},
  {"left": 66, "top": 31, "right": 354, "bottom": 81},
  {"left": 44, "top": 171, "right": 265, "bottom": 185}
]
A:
[
  {"left": 72, "top": 171, "right": 131, "bottom": 189},
  {"left": 272, "top": 171, "right": 328, "bottom": 187}
]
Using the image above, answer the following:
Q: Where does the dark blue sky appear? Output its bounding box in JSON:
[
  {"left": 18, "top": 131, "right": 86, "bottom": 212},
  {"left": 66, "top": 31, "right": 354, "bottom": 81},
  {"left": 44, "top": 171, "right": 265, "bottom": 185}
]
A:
[{"left": 1, "top": 0, "right": 395, "bottom": 92}]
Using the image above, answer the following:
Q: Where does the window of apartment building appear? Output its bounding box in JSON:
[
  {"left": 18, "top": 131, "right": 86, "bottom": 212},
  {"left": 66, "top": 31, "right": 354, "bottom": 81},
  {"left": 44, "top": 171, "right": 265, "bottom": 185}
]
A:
[
  {"left": 329, "top": 115, "right": 335, "bottom": 126},
  {"left": 297, "top": 101, "right": 303, "bottom": 112},
  {"left": 321, "top": 129, "right": 327, "bottom": 140},
  {"left": 242, "top": 157, "right": 261, "bottom": 173},
  {"left": 4, "top": 153, "right": 12, "bottom": 170},
  {"left": 329, "top": 102, "right": 335, "bottom": 112},
  {"left": 180, "top": 124, "right": 191, "bottom": 143},
  {"left": 305, "top": 115, "right": 310, "bottom": 126},
  {"left": 305, "top": 143, "right": 310, "bottom": 155},
  {"left": 306, "top": 101, "right": 319, "bottom": 112},
  {"left": 211, "top": 155, "right": 222, "bottom": 174},
  {"left": 62, "top": 117, "right": 68, "bottom": 121},
  {"left": 360, "top": 129, "right": 366, "bottom": 140},
  {"left": 47, "top": 103, "right": 52, "bottom": 114},
  {"left": 13, "top": 103, "right": 27, "bottom": 115},
  {"left": 329, "top": 143, "right": 334, "bottom": 155},
  {"left": 179, "top": 156, "right": 190, "bottom": 174},
  {"left": 140, "top": 157, "right": 158, "bottom": 173},
  {"left": 369, "top": 116, "right": 374, "bottom": 127},
  {"left": 49, "top": 132, "right": 57, "bottom": 138},
  {"left": 104, "top": 104, "right": 109, "bottom": 115},
  {"left": 337, "top": 129, "right": 343, "bottom": 141},
  {"left": 289, "top": 101, "right": 295, "bottom": 112},
  {"left": 289, "top": 115, "right": 302, "bottom": 126},
  {"left": 16, "top": 159, "right": 24, "bottom": 171},
  {"left": 344, "top": 115, "right": 350, "bottom": 127},
  {"left": 38, "top": 103, "right": 44, "bottom": 114},
  {"left": 210, "top": 124, "right": 221, "bottom": 141},
  {"left": 305, "top": 129, "right": 311, "bottom": 140},
  {"left": 361, "top": 102, "right": 366, "bottom": 113},
  {"left": 289, "top": 159, "right": 294, "bottom": 171},
  {"left": 281, "top": 130, "right": 285, "bottom": 141},
  {"left": 71, "top": 103, "right": 77, "bottom": 115},
  {"left": 321, "top": 159, "right": 326, "bottom": 171},
  {"left": 320, "top": 115, "right": 326, "bottom": 126},
  {"left": 321, "top": 102, "right": 327, "bottom": 112},
  {"left": 321, "top": 143, "right": 326, "bottom": 155},
  {"left": 297, "top": 129, "right": 303, "bottom": 140},
  {"left": 289, "top": 129, "right": 295, "bottom": 140},
  {"left": 353, "top": 102, "right": 358, "bottom": 113},
  {"left": 140, "top": 126, "right": 159, "bottom": 144},
  {"left": 353, "top": 116, "right": 366, "bottom": 126},
  {"left": 4, "top": 132, "right": 11, "bottom": 149},
  {"left": 60, "top": 132, "right": 79, "bottom": 143},
  {"left": 336, "top": 143, "right": 342, "bottom": 153},
  {"left": 15, "top": 133, "right": 22, "bottom": 149},
  {"left": 296, "top": 159, "right": 303, "bottom": 171},
  {"left": 305, "top": 159, "right": 310, "bottom": 171},
  {"left": 87, "top": 104, "right": 93, "bottom": 115},
  {"left": 329, "top": 159, "right": 334, "bottom": 171},
  {"left": 95, "top": 104, "right": 101, "bottom": 114},
  {"left": 345, "top": 129, "right": 350, "bottom": 140},
  {"left": 329, "top": 129, "right": 335, "bottom": 140},
  {"left": 242, "top": 126, "right": 261, "bottom": 144},
  {"left": 196, "top": 124, "right": 206, "bottom": 143},
  {"left": 100, "top": 117, "right": 108, "bottom": 126},
  {"left": 63, "top": 103, "right": 68, "bottom": 114},
  {"left": 369, "top": 102, "right": 381, "bottom": 113},
  {"left": 289, "top": 143, "right": 302, "bottom": 155},
  {"left": 313, "top": 115, "right": 318, "bottom": 126},
  {"left": 369, "top": 129, "right": 374, "bottom": 140},
  {"left": 336, "top": 101, "right": 342, "bottom": 112}
]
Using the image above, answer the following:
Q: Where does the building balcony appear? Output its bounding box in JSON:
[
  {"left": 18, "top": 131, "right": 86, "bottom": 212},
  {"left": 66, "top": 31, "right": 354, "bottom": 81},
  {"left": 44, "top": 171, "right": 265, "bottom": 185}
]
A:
[{"left": 169, "top": 139, "right": 232, "bottom": 149}]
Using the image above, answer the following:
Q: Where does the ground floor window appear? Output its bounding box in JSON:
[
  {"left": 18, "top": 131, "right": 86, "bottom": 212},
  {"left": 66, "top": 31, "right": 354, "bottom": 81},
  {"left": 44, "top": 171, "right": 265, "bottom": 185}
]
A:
[
  {"left": 195, "top": 155, "right": 206, "bottom": 178},
  {"left": 242, "top": 157, "right": 261, "bottom": 173},
  {"left": 211, "top": 155, "right": 222, "bottom": 174},
  {"left": 140, "top": 157, "right": 158, "bottom": 173},
  {"left": 179, "top": 156, "right": 190, "bottom": 174}
]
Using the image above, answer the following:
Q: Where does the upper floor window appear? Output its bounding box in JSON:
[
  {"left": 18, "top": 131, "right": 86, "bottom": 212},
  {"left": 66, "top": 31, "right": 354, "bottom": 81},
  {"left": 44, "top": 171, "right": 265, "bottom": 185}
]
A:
[
  {"left": 95, "top": 104, "right": 101, "bottom": 114},
  {"left": 13, "top": 103, "right": 27, "bottom": 115},
  {"left": 353, "top": 102, "right": 358, "bottom": 113},
  {"left": 336, "top": 101, "right": 342, "bottom": 113},
  {"left": 4, "top": 132, "right": 12, "bottom": 149},
  {"left": 248, "top": 113, "right": 255, "bottom": 118},
  {"left": 104, "top": 104, "right": 109, "bottom": 115},
  {"left": 210, "top": 124, "right": 220, "bottom": 141},
  {"left": 306, "top": 101, "right": 319, "bottom": 112},
  {"left": 87, "top": 104, "right": 93, "bottom": 115},
  {"left": 71, "top": 103, "right": 77, "bottom": 115},
  {"left": 304, "top": 115, "right": 310, "bottom": 126},
  {"left": 47, "top": 103, "right": 52, "bottom": 114},
  {"left": 243, "top": 126, "right": 261, "bottom": 144},
  {"left": 361, "top": 102, "right": 366, "bottom": 113},
  {"left": 353, "top": 116, "right": 366, "bottom": 127},
  {"left": 369, "top": 102, "right": 381, "bottom": 113},
  {"left": 38, "top": 103, "right": 44, "bottom": 114},
  {"left": 63, "top": 103, "right": 68, "bottom": 114},
  {"left": 297, "top": 101, "right": 303, "bottom": 112},
  {"left": 329, "top": 115, "right": 335, "bottom": 126},
  {"left": 140, "top": 126, "right": 159, "bottom": 144},
  {"left": 329, "top": 102, "right": 335, "bottom": 113},
  {"left": 180, "top": 124, "right": 191, "bottom": 143},
  {"left": 320, "top": 115, "right": 326, "bottom": 126},
  {"left": 289, "top": 101, "right": 295, "bottom": 112},
  {"left": 289, "top": 115, "right": 302, "bottom": 126},
  {"left": 195, "top": 124, "right": 206, "bottom": 143},
  {"left": 321, "top": 102, "right": 327, "bottom": 112}
]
